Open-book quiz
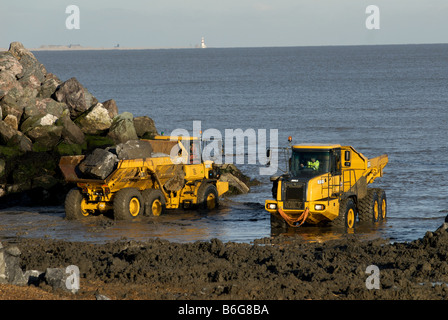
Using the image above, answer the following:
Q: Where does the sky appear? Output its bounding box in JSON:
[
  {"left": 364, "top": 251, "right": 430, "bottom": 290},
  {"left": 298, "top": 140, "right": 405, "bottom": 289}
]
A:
[{"left": 1, "top": 0, "right": 448, "bottom": 49}]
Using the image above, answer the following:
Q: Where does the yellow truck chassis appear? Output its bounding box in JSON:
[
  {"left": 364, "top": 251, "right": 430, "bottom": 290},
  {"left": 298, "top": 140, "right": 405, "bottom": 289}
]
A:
[{"left": 265, "top": 143, "right": 388, "bottom": 229}]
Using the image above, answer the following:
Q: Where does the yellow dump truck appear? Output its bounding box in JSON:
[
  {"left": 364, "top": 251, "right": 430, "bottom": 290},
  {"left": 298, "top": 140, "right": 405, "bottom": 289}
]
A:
[
  {"left": 59, "top": 136, "right": 228, "bottom": 220},
  {"left": 265, "top": 139, "right": 388, "bottom": 229}
]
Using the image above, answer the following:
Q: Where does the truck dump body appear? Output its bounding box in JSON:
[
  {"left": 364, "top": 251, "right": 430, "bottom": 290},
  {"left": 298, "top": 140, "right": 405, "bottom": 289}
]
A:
[{"left": 265, "top": 143, "right": 388, "bottom": 228}]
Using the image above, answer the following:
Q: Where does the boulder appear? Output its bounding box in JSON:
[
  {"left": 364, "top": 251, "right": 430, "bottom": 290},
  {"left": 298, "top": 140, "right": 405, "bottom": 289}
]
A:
[
  {"left": 0, "top": 119, "right": 32, "bottom": 153},
  {"left": 44, "top": 268, "right": 78, "bottom": 294},
  {"left": 164, "top": 165, "right": 186, "bottom": 192},
  {"left": 1, "top": 84, "right": 24, "bottom": 102},
  {"left": 0, "top": 159, "right": 5, "bottom": 177},
  {"left": 28, "top": 125, "right": 63, "bottom": 150},
  {"left": 21, "top": 114, "right": 58, "bottom": 133},
  {"left": 37, "top": 73, "right": 62, "bottom": 98},
  {"left": 56, "top": 110, "right": 85, "bottom": 145},
  {"left": 0, "top": 51, "right": 23, "bottom": 77},
  {"left": 23, "top": 98, "right": 67, "bottom": 119},
  {"left": 107, "top": 112, "right": 138, "bottom": 144},
  {"left": 1, "top": 85, "right": 39, "bottom": 123},
  {"left": 54, "top": 77, "right": 98, "bottom": 119},
  {"left": 0, "top": 119, "right": 18, "bottom": 144},
  {"left": 8, "top": 42, "right": 46, "bottom": 89},
  {"left": 219, "top": 172, "right": 250, "bottom": 195},
  {"left": 78, "top": 148, "right": 118, "bottom": 180},
  {"left": 0, "top": 243, "right": 27, "bottom": 286},
  {"left": 102, "top": 99, "right": 119, "bottom": 118},
  {"left": 0, "top": 91, "right": 24, "bottom": 120},
  {"left": 8, "top": 132, "right": 33, "bottom": 152},
  {"left": 3, "top": 114, "right": 18, "bottom": 130},
  {"left": 112, "top": 139, "right": 153, "bottom": 160},
  {"left": 134, "top": 115, "right": 158, "bottom": 139},
  {"left": 0, "top": 52, "right": 24, "bottom": 102},
  {"left": 215, "top": 163, "right": 255, "bottom": 195},
  {"left": 23, "top": 270, "right": 44, "bottom": 286},
  {"left": 75, "top": 103, "right": 113, "bottom": 135},
  {"left": 20, "top": 115, "right": 62, "bottom": 150},
  {"left": 0, "top": 70, "right": 22, "bottom": 100}
]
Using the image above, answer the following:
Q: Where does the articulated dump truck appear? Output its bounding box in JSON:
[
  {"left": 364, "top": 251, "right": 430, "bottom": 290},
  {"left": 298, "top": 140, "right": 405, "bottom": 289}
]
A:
[
  {"left": 59, "top": 136, "right": 228, "bottom": 220},
  {"left": 265, "top": 139, "right": 388, "bottom": 229}
]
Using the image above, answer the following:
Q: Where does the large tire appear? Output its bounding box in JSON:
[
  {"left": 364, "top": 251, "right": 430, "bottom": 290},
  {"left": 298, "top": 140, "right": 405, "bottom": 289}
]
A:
[
  {"left": 142, "top": 189, "right": 166, "bottom": 216},
  {"left": 358, "top": 188, "right": 380, "bottom": 223},
  {"left": 270, "top": 212, "right": 289, "bottom": 231},
  {"left": 377, "top": 189, "right": 387, "bottom": 220},
  {"left": 65, "top": 188, "right": 90, "bottom": 220},
  {"left": 197, "top": 183, "right": 219, "bottom": 210},
  {"left": 113, "top": 188, "right": 143, "bottom": 220},
  {"left": 331, "top": 198, "right": 357, "bottom": 229}
]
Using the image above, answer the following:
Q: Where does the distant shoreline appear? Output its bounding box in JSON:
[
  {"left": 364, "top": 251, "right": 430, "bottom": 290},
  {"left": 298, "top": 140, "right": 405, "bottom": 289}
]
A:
[
  {"left": 33, "top": 46, "right": 192, "bottom": 51},
  {"left": 1, "top": 42, "right": 447, "bottom": 52},
  {"left": 0, "top": 46, "right": 194, "bottom": 52}
]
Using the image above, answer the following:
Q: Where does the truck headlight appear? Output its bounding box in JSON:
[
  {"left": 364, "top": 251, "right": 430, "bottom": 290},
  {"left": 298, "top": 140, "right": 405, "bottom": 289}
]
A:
[
  {"left": 267, "top": 203, "right": 277, "bottom": 210},
  {"left": 315, "top": 204, "right": 325, "bottom": 211}
]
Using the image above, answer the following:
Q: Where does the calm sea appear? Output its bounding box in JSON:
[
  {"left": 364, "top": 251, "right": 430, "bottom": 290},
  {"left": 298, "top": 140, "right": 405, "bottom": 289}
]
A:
[{"left": 2, "top": 44, "right": 446, "bottom": 244}]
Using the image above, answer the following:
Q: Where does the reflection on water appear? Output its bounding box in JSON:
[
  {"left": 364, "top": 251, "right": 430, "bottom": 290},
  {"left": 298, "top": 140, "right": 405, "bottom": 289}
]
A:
[
  {"left": 270, "top": 221, "right": 389, "bottom": 243},
  {"left": 1, "top": 198, "right": 441, "bottom": 244}
]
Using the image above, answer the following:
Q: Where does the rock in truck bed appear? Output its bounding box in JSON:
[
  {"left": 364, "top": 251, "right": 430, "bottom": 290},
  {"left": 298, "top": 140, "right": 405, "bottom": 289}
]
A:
[{"left": 77, "top": 140, "right": 154, "bottom": 180}]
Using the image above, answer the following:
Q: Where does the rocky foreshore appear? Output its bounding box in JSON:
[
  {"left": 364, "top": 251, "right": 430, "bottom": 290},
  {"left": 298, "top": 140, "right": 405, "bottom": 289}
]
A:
[
  {"left": 0, "top": 42, "right": 251, "bottom": 207},
  {"left": 1, "top": 221, "right": 448, "bottom": 300}
]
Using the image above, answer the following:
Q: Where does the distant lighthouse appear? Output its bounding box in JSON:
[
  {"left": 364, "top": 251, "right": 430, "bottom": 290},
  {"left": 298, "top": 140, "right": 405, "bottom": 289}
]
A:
[{"left": 201, "top": 37, "right": 207, "bottom": 48}]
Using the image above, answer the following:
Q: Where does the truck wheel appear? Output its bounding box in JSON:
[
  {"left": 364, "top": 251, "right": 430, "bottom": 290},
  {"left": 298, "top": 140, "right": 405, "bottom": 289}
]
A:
[
  {"left": 270, "top": 212, "right": 289, "bottom": 230},
  {"left": 142, "top": 189, "right": 166, "bottom": 216},
  {"left": 332, "top": 198, "right": 357, "bottom": 229},
  {"left": 65, "top": 188, "right": 90, "bottom": 220},
  {"left": 197, "top": 183, "right": 219, "bottom": 210},
  {"left": 377, "top": 189, "right": 387, "bottom": 220},
  {"left": 358, "top": 189, "right": 380, "bottom": 223},
  {"left": 113, "top": 188, "right": 143, "bottom": 220}
]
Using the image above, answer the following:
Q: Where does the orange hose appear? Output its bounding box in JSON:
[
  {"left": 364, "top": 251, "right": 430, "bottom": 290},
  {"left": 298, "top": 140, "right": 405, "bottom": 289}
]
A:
[{"left": 277, "top": 207, "right": 309, "bottom": 227}]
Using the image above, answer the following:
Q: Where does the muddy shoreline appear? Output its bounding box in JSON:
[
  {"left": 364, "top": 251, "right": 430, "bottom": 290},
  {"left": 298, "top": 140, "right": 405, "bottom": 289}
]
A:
[{"left": 2, "top": 219, "right": 448, "bottom": 300}]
